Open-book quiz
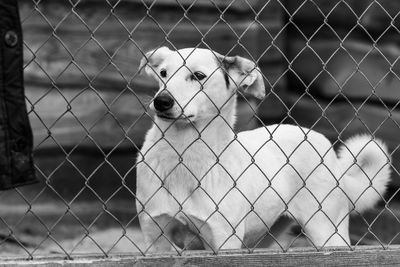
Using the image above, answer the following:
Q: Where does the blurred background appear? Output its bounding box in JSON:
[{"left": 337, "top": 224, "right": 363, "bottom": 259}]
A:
[{"left": 1, "top": 0, "right": 400, "bottom": 257}]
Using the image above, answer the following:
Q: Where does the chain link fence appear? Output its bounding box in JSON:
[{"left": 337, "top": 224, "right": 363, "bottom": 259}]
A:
[{"left": 2, "top": 0, "right": 400, "bottom": 262}]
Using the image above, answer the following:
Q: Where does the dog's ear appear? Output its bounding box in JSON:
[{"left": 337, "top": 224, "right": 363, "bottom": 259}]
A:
[
  {"left": 139, "top": 46, "right": 172, "bottom": 77},
  {"left": 217, "top": 55, "right": 265, "bottom": 99}
]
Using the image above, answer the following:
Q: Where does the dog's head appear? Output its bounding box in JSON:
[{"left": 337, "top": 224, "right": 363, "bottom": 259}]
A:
[{"left": 139, "top": 47, "right": 265, "bottom": 124}]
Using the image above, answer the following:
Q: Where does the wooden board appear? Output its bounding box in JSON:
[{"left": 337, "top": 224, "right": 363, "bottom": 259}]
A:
[
  {"left": 2, "top": 246, "right": 400, "bottom": 266},
  {"left": 285, "top": 0, "right": 400, "bottom": 37},
  {"left": 20, "top": 0, "right": 278, "bottom": 13},
  {"left": 287, "top": 39, "right": 400, "bottom": 104},
  {"left": 26, "top": 85, "right": 152, "bottom": 150}
]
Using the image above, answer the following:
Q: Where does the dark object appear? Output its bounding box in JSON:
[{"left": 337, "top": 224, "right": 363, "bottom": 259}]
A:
[
  {"left": 4, "top": 30, "right": 18, "bottom": 48},
  {"left": 0, "top": 0, "right": 37, "bottom": 189},
  {"left": 154, "top": 92, "right": 175, "bottom": 112}
]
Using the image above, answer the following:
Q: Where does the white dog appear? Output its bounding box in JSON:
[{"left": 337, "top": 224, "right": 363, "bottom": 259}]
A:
[{"left": 136, "top": 47, "right": 391, "bottom": 252}]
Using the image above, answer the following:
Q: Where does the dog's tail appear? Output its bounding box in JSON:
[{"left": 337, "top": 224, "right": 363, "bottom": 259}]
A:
[{"left": 338, "top": 135, "right": 391, "bottom": 212}]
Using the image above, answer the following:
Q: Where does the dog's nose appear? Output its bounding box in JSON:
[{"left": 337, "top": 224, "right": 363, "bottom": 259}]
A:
[{"left": 153, "top": 92, "right": 174, "bottom": 112}]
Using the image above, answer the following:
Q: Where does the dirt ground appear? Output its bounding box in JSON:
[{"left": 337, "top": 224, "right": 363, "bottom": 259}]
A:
[
  {"left": 0, "top": 227, "right": 144, "bottom": 256},
  {"left": 0, "top": 201, "right": 398, "bottom": 258},
  {"left": 0, "top": 201, "right": 144, "bottom": 257}
]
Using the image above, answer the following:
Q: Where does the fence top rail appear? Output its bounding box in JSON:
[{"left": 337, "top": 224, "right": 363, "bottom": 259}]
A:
[{"left": 1, "top": 245, "right": 400, "bottom": 267}]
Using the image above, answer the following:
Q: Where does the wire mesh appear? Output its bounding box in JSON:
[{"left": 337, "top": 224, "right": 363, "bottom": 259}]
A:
[{"left": 2, "top": 0, "right": 399, "bottom": 260}]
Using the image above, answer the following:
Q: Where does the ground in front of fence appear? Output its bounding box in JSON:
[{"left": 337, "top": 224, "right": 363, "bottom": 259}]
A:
[{"left": 1, "top": 199, "right": 400, "bottom": 257}]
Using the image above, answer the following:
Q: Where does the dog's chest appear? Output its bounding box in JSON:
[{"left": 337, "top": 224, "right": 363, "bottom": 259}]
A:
[{"left": 142, "top": 139, "right": 224, "bottom": 201}]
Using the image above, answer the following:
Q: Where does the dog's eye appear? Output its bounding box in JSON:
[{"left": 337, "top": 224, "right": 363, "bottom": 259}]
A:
[
  {"left": 191, "top": 71, "right": 206, "bottom": 81},
  {"left": 160, "top": 69, "right": 167, "bottom": 78}
]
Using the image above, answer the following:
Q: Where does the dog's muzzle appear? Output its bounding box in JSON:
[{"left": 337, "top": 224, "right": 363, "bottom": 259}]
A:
[{"left": 154, "top": 91, "right": 175, "bottom": 113}]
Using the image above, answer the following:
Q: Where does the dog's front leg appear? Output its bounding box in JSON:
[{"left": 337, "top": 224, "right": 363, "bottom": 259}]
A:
[
  {"left": 200, "top": 217, "right": 245, "bottom": 251},
  {"left": 139, "top": 213, "right": 177, "bottom": 253}
]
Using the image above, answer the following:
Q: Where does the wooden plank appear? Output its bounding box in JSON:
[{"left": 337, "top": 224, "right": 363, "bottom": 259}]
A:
[
  {"left": 257, "top": 83, "right": 289, "bottom": 124},
  {"left": 22, "top": 22, "right": 281, "bottom": 92},
  {"left": 19, "top": 1, "right": 281, "bottom": 34},
  {"left": 286, "top": 94, "right": 400, "bottom": 145},
  {"left": 26, "top": 85, "right": 152, "bottom": 150},
  {"left": 21, "top": 23, "right": 259, "bottom": 89},
  {"left": 285, "top": 0, "right": 400, "bottom": 34},
  {"left": 19, "top": 0, "right": 277, "bottom": 14},
  {"left": 29, "top": 151, "right": 137, "bottom": 202},
  {"left": 287, "top": 39, "right": 400, "bottom": 103},
  {"left": 20, "top": 0, "right": 282, "bottom": 93},
  {"left": 1, "top": 246, "right": 400, "bottom": 266},
  {"left": 136, "top": 0, "right": 267, "bottom": 11}
]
